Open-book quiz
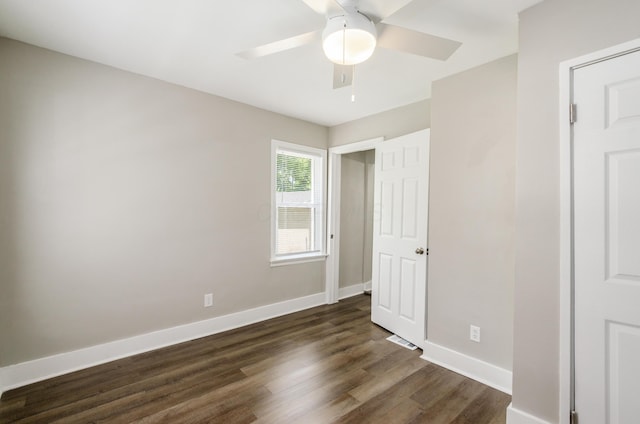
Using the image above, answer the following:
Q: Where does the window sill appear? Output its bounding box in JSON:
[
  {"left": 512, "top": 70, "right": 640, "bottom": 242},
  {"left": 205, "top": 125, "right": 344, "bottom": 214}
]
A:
[{"left": 270, "top": 253, "right": 327, "bottom": 267}]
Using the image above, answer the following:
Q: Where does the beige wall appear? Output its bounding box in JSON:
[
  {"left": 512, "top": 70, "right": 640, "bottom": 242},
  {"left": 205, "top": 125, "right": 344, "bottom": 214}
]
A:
[
  {"left": 0, "top": 38, "right": 328, "bottom": 366},
  {"left": 338, "top": 150, "right": 375, "bottom": 288},
  {"left": 513, "top": 1, "right": 640, "bottom": 422},
  {"left": 339, "top": 152, "right": 366, "bottom": 288},
  {"left": 428, "top": 55, "right": 517, "bottom": 370},
  {"left": 362, "top": 150, "right": 375, "bottom": 283},
  {"left": 329, "top": 100, "right": 430, "bottom": 148}
]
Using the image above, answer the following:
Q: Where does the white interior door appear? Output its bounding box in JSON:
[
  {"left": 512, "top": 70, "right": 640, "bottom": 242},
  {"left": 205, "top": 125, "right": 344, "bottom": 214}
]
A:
[
  {"left": 371, "top": 129, "right": 429, "bottom": 348},
  {"left": 573, "top": 49, "right": 640, "bottom": 424}
]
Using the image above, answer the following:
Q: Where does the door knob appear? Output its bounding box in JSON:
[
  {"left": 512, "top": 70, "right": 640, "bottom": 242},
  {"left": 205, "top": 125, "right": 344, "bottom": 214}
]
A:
[{"left": 415, "top": 247, "right": 425, "bottom": 255}]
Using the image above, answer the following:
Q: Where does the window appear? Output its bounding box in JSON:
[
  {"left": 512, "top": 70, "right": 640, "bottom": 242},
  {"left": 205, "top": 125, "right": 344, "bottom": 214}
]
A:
[{"left": 271, "top": 140, "right": 326, "bottom": 264}]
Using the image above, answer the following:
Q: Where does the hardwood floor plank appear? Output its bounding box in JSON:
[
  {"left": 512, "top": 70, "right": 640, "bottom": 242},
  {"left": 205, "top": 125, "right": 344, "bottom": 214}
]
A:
[
  {"left": 253, "top": 367, "right": 371, "bottom": 422},
  {"left": 347, "top": 354, "right": 428, "bottom": 402},
  {"left": 368, "top": 397, "right": 425, "bottom": 424},
  {"left": 449, "top": 386, "right": 512, "bottom": 424},
  {"left": 293, "top": 392, "right": 361, "bottom": 424},
  {"left": 334, "top": 364, "right": 439, "bottom": 424},
  {"left": 409, "top": 377, "right": 488, "bottom": 424},
  {"left": 0, "top": 295, "right": 510, "bottom": 424},
  {"left": 135, "top": 380, "right": 267, "bottom": 424},
  {"left": 0, "top": 397, "right": 25, "bottom": 417},
  {"left": 362, "top": 345, "right": 424, "bottom": 375},
  {"left": 409, "top": 364, "right": 467, "bottom": 408}
]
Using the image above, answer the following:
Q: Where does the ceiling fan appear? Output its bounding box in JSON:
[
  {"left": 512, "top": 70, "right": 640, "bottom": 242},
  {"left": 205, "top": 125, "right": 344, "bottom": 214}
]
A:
[{"left": 237, "top": 0, "right": 461, "bottom": 90}]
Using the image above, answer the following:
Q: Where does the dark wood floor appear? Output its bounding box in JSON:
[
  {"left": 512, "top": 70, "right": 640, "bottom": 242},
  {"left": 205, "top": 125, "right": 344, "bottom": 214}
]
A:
[{"left": 0, "top": 295, "right": 510, "bottom": 423}]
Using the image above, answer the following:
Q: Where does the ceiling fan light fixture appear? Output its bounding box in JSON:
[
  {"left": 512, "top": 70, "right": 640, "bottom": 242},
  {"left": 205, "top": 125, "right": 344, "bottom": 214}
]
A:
[{"left": 322, "top": 12, "right": 376, "bottom": 66}]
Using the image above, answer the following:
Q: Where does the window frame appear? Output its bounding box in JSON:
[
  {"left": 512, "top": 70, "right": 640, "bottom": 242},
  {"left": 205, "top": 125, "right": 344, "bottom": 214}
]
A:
[{"left": 270, "top": 139, "right": 327, "bottom": 266}]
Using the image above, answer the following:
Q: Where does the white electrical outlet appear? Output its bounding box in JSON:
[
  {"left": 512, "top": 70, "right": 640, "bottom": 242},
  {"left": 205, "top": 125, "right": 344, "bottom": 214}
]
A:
[
  {"left": 470, "top": 325, "right": 481, "bottom": 343},
  {"left": 204, "top": 293, "right": 213, "bottom": 308}
]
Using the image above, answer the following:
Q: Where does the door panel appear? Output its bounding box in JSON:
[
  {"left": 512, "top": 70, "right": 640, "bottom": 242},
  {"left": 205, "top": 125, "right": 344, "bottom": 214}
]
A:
[
  {"left": 401, "top": 178, "right": 419, "bottom": 238},
  {"left": 399, "top": 258, "right": 416, "bottom": 319},
  {"left": 380, "top": 181, "right": 394, "bottom": 236},
  {"left": 607, "top": 322, "right": 640, "bottom": 424},
  {"left": 378, "top": 253, "right": 393, "bottom": 310},
  {"left": 573, "top": 49, "right": 640, "bottom": 424},
  {"left": 606, "top": 150, "right": 640, "bottom": 280},
  {"left": 371, "top": 130, "right": 429, "bottom": 348},
  {"left": 605, "top": 77, "right": 640, "bottom": 128}
]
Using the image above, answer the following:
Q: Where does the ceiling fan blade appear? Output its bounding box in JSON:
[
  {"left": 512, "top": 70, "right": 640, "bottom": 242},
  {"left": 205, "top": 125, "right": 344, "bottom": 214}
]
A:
[
  {"left": 301, "top": 0, "right": 344, "bottom": 16},
  {"left": 357, "top": 0, "right": 414, "bottom": 22},
  {"left": 376, "top": 23, "right": 461, "bottom": 61},
  {"left": 333, "top": 64, "right": 353, "bottom": 89},
  {"left": 237, "top": 30, "right": 321, "bottom": 60}
]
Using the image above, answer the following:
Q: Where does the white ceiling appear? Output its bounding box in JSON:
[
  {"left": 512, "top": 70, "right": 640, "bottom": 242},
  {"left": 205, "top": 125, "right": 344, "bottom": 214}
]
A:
[{"left": 0, "top": 0, "right": 542, "bottom": 127}]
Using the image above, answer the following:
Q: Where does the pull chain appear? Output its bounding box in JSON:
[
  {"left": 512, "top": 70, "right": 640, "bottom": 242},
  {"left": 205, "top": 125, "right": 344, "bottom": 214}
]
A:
[
  {"left": 342, "top": 23, "right": 346, "bottom": 65},
  {"left": 341, "top": 18, "right": 356, "bottom": 102},
  {"left": 351, "top": 65, "right": 356, "bottom": 102}
]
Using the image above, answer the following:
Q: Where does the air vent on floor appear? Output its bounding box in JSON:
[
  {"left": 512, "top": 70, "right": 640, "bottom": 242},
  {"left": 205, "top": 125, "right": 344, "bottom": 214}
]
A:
[{"left": 386, "top": 334, "right": 418, "bottom": 350}]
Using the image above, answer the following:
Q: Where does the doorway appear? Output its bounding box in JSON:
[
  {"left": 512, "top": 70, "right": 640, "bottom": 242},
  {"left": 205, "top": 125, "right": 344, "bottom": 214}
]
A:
[
  {"left": 325, "top": 137, "right": 382, "bottom": 304},
  {"left": 337, "top": 150, "right": 375, "bottom": 298},
  {"left": 325, "top": 130, "right": 431, "bottom": 350}
]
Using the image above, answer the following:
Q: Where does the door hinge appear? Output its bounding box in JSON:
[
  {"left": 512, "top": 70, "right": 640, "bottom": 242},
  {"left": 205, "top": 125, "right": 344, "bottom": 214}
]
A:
[
  {"left": 570, "top": 410, "right": 578, "bottom": 424},
  {"left": 570, "top": 103, "right": 577, "bottom": 124}
]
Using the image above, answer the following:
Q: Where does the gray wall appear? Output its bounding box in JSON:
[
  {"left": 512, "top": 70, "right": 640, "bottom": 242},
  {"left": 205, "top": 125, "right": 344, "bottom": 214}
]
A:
[
  {"left": 339, "top": 152, "right": 366, "bottom": 288},
  {"left": 0, "top": 38, "right": 328, "bottom": 366},
  {"left": 329, "top": 100, "right": 430, "bottom": 148},
  {"left": 338, "top": 150, "right": 375, "bottom": 288},
  {"left": 362, "top": 150, "right": 375, "bottom": 284},
  {"left": 428, "top": 55, "right": 517, "bottom": 370},
  {"left": 513, "top": 1, "right": 640, "bottom": 422}
]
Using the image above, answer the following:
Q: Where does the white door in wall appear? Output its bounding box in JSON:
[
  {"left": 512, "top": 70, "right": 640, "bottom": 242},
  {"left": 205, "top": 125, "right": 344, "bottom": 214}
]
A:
[
  {"left": 371, "top": 129, "right": 429, "bottom": 348},
  {"left": 573, "top": 49, "right": 640, "bottom": 424}
]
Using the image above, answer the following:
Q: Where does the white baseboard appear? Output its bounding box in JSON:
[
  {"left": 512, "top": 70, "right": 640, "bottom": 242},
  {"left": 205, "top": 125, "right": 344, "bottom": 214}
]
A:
[
  {"left": 0, "top": 292, "right": 326, "bottom": 397},
  {"left": 506, "top": 403, "right": 552, "bottom": 424},
  {"left": 338, "top": 283, "right": 365, "bottom": 299},
  {"left": 363, "top": 280, "right": 372, "bottom": 291},
  {"left": 421, "top": 340, "right": 512, "bottom": 394}
]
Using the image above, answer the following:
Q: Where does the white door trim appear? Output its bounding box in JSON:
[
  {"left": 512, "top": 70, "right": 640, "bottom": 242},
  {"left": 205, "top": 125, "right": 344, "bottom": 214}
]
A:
[
  {"left": 325, "top": 137, "right": 383, "bottom": 304},
  {"left": 559, "top": 37, "right": 640, "bottom": 424}
]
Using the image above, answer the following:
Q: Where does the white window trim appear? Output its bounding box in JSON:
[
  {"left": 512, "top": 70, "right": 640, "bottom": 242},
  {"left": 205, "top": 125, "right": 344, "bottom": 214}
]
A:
[
  {"left": 270, "top": 139, "right": 327, "bottom": 265},
  {"left": 270, "top": 253, "right": 328, "bottom": 267}
]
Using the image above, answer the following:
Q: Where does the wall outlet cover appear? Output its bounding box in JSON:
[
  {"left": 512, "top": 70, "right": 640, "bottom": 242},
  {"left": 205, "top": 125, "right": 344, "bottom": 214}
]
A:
[{"left": 470, "top": 325, "right": 481, "bottom": 343}]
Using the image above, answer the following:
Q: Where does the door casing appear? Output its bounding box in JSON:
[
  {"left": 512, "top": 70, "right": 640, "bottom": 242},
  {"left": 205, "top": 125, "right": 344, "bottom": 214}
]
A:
[
  {"left": 325, "top": 137, "right": 383, "bottom": 304},
  {"left": 559, "top": 37, "right": 640, "bottom": 424}
]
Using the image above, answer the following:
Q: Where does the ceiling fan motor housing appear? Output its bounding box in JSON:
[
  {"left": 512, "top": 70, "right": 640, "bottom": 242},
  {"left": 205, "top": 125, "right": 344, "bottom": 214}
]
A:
[{"left": 322, "top": 11, "right": 377, "bottom": 65}]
